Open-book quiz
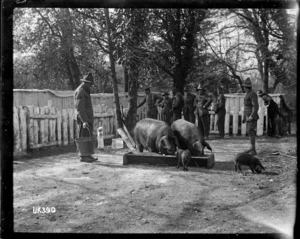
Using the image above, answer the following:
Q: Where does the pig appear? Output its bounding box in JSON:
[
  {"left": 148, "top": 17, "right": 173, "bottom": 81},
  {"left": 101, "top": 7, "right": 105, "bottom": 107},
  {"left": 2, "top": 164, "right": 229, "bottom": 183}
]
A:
[
  {"left": 234, "top": 153, "right": 266, "bottom": 173},
  {"left": 175, "top": 148, "right": 191, "bottom": 171},
  {"left": 171, "top": 119, "right": 212, "bottom": 156},
  {"left": 134, "top": 118, "right": 179, "bottom": 155}
]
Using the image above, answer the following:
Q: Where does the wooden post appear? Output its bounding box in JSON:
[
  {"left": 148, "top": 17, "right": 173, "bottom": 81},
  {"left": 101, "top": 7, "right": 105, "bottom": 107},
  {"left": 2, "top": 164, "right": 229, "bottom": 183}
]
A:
[
  {"left": 13, "top": 107, "right": 21, "bottom": 152},
  {"left": 50, "top": 107, "right": 56, "bottom": 144},
  {"left": 57, "top": 109, "right": 62, "bottom": 145},
  {"left": 27, "top": 106, "right": 34, "bottom": 148},
  {"left": 233, "top": 97, "right": 239, "bottom": 135},
  {"left": 210, "top": 112, "right": 214, "bottom": 133},
  {"left": 214, "top": 113, "right": 218, "bottom": 134},
  {"left": 44, "top": 106, "right": 49, "bottom": 144},
  {"left": 97, "top": 126, "right": 104, "bottom": 149},
  {"left": 68, "top": 109, "right": 74, "bottom": 143},
  {"left": 257, "top": 98, "right": 265, "bottom": 136},
  {"left": 33, "top": 107, "right": 39, "bottom": 146},
  {"left": 39, "top": 107, "right": 45, "bottom": 145},
  {"left": 224, "top": 98, "right": 230, "bottom": 135},
  {"left": 62, "top": 109, "right": 68, "bottom": 145},
  {"left": 19, "top": 106, "right": 27, "bottom": 150},
  {"left": 241, "top": 106, "right": 247, "bottom": 136}
]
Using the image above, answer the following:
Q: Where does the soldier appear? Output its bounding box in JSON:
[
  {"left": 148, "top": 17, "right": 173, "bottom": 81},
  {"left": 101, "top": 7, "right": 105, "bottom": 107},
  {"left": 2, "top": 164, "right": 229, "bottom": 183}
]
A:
[
  {"left": 215, "top": 85, "right": 226, "bottom": 138},
  {"left": 242, "top": 78, "right": 259, "bottom": 155},
  {"left": 183, "top": 85, "right": 196, "bottom": 123},
  {"left": 257, "top": 90, "right": 284, "bottom": 137},
  {"left": 74, "top": 73, "right": 98, "bottom": 163},
  {"left": 137, "top": 87, "right": 163, "bottom": 119},
  {"left": 159, "top": 91, "right": 173, "bottom": 126},
  {"left": 194, "top": 84, "right": 213, "bottom": 139},
  {"left": 171, "top": 87, "right": 184, "bottom": 122}
]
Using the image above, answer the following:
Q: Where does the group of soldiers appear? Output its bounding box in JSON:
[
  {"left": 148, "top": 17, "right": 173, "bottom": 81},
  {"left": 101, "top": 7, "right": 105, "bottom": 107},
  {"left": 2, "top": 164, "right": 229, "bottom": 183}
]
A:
[
  {"left": 137, "top": 83, "right": 226, "bottom": 140},
  {"left": 74, "top": 72, "right": 292, "bottom": 162}
]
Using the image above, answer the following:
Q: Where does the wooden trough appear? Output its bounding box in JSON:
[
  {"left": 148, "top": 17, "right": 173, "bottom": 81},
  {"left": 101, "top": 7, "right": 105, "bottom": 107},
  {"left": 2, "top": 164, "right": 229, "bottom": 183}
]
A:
[{"left": 123, "top": 152, "right": 215, "bottom": 169}]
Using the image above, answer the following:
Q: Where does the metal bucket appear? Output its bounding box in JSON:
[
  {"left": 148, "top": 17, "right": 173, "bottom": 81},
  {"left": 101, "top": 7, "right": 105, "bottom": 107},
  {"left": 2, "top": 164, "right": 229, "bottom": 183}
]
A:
[{"left": 75, "top": 128, "right": 96, "bottom": 156}]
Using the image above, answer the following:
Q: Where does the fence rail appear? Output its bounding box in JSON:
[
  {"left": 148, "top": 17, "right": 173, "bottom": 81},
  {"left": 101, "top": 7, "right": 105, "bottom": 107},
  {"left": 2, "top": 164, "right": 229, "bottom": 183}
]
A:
[{"left": 13, "top": 93, "right": 285, "bottom": 153}]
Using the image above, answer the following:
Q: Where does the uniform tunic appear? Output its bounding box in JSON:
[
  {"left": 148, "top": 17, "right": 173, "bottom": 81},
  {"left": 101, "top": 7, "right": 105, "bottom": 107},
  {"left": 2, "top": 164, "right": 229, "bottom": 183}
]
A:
[
  {"left": 215, "top": 93, "right": 226, "bottom": 137},
  {"left": 243, "top": 91, "right": 259, "bottom": 132},
  {"left": 138, "top": 93, "right": 163, "bottom": 119},
  {"left": 74, "top": 83, "right": 94, "bottom": 137},
  {"left": 194, "top": 93, "right": 212, "bottom": 137},
  {"left": 172, "top": 92, "right": 184, "bottom": 121},
  {"left": 160, "top": 97, "right": 173, "bottom": 125},
  {"left": 183, "top": 93, "right": 196, "bottom": 123},
  {"left": 263, "top": 95, "right": 282, "bottom": 136}
]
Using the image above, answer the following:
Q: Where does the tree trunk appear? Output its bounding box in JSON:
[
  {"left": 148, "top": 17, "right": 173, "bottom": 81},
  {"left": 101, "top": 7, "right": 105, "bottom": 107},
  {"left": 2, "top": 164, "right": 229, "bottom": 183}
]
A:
[
  {"left": 60, "top": 9, "right": 81, "bottom": 89},
  {"left": 173, "top": 66, "right": 185, "bottom": 93},
  {"left": 124, "top": 64, "right": 139, "bottom": 136},
  {"left": 104, "top": 8, "right": 123, "bottom": 129},
  {"left": 123, "top": 65, "right": 129, "bottom": 93}
]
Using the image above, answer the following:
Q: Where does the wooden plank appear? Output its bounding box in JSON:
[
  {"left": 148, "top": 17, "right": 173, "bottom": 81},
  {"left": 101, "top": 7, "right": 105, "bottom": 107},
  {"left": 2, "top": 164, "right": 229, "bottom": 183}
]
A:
[
  {"left": 68, "top": 109, "right": 74, "bottom": 143},
  {"left": 241, "top": 106, "right": 247, "bottom": 136},
  {"left": 257, "top": 98, "right": 265, "bottom": 136},
  {"left": 33, "top": 107, "right": 39, "bottom": 146},
  {"left": 30, "top": 141, "right": 59, "bottom": 149},
  {"left": 19, "top": 106, "right": 27, "bottom": 150},
  {"left": 13, "top": 107, "right": 21, "bottom": 152},
  {"left": 209, "top": 113, "right": 214, "bottom": 132},
  {"left": 62, "top": 109, "right": 68, "bottom": 145},
  {"left": 49, "top": 107, "right": 56, "bottom": 143},
  {"left": 233, "top": 97, "right": 239, "bottom": 135},
  {"left": 214, "top": 113, "right": 218, "bottom": 133},
  {"left": 39, "top": 107, "right": 46, "bottom": 145},
  {"left": 44, "top": 106, "right": 49, "bottom": 143},
  {"left": 224, "top": 97, "right": 230, "bottom": 135},
  {"left": 57, "top": 109, "right": 62, "bottom": 145},
  {"left": 27, "top": 106, "right": 34, "bottom": 148}
]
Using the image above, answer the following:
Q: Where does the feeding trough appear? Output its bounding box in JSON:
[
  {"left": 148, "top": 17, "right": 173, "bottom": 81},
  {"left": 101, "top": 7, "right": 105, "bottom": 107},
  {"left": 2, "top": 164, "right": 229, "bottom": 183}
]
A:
[{"left": 123, "top": 152, "right": 215, "bottom": 169}]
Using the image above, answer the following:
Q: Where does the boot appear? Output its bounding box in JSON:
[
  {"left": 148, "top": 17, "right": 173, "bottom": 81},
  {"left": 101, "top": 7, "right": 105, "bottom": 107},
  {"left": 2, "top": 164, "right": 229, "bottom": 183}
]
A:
[
  {"left": 88, "top": 155, "right": 98, "bottom": 161},
  {"left": 80, "top": 156, "right": 96, "bottom": 163}
]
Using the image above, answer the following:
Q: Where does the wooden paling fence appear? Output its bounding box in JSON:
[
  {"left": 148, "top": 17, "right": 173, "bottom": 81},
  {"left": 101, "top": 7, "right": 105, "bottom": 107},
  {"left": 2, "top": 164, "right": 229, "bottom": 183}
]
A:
[{"left": 13, "top": 100, "right": 116, "bottom": 153}]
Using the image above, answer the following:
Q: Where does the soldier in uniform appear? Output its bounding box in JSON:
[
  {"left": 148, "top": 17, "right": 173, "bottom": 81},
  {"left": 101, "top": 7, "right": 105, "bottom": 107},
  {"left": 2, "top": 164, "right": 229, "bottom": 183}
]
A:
[
  {"left": 242, "top": 78, "right": 259, "bottom": 155},
  {"left": 74, "top": 73, "right": 98, "bottom": 163},
  {"left": 257, "top": 90, "right": 285, "bottom": 137},
  {"left": 159, "top": 91, "right": 173, "bottom": 126},
  {"left": 215, "top": 85, "right": 226, "bottom": 138},
  {"left": 171, "top": 87, "right": 184, "bottom": 122},
  {"left": 183, "top": 85, "right": 196, "bottom": 123},
  {"left": 194, "top": 84, "right": 213, "bottom": 139},
  {"left": 137, "top": 87, "right": 163, "bottom": 119}
]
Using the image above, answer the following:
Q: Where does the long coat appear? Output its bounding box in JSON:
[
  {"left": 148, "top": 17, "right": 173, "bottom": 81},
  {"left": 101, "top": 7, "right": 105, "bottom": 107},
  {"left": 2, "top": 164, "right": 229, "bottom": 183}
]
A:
[{"left": 74, "top": 83, "right": 94, "bottom": 124}]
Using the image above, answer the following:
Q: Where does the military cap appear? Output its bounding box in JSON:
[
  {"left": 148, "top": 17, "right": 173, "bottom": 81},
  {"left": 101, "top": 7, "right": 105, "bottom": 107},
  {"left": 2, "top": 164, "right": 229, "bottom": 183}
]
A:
[
  {"left": 242, "top": 78, "right": 252, "bottom": 88},
  {"left": 81, "top": 73, "right": 94, "bottom": 83}
]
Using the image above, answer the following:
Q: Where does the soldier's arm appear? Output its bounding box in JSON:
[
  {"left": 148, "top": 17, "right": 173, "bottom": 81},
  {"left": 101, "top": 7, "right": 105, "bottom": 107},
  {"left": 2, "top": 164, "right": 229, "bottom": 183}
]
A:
[
  {"left": 219, "top": 94, "right": 226, "bottom": 108},
  {"left": 154, "top": 94, "right": 163, "bottom": 105},
  {"left": 204, "top": 96, "right": 213, "bottom": 109},
  {"left": 75, "top": 90, "right": 88, "bottom": 123},
  {"left": 137, "top": 96, "right": 146, "bottom": 108}
]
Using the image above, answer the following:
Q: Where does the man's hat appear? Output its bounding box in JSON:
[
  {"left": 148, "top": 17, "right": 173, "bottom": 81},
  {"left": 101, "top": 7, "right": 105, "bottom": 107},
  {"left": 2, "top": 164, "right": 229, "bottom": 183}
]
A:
[
  {"left": 242, "top": 77, "right": 252, "bottom": 88},
  {"left": 144, "top": 87, "right": 150, "bottom": 91},
  {"left": 162, "top": 91, "right": 169, "bottom": 96},
  {"left": 257, "top": 90, "right": 265, "bottom": 97},
  {"left": 196, "top": 84, "right": 205, "bottom": 91},
  {"left": 81, "top": 73, "right": 94, "bottom": 84}
]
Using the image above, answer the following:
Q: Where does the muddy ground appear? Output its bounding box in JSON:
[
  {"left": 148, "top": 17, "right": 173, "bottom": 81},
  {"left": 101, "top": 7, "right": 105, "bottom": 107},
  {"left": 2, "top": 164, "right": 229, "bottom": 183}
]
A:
[{"left": 13, "top": 135, "right": 297, "bottom": 237}]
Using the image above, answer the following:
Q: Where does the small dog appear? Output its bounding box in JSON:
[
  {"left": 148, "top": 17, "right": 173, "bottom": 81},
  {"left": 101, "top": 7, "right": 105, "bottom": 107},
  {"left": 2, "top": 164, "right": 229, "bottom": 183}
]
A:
[
  {"left": 175, "top": 148, "right": 191, "bottom": 171},
  {"left": 234, "top": 153, "right": 266, "bottom": 173}
]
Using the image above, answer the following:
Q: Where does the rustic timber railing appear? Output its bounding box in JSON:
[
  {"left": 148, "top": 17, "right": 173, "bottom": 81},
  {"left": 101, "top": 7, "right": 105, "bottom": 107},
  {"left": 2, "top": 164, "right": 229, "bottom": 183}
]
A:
[{"left": 13, "top": 92, "right": 285, "bottom": 153}]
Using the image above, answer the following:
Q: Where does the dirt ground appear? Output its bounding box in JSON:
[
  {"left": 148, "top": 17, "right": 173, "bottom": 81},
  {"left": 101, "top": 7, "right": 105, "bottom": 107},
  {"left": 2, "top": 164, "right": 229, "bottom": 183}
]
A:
[{"left": 13, "top": 134, "right": 297, "bottom": 237}]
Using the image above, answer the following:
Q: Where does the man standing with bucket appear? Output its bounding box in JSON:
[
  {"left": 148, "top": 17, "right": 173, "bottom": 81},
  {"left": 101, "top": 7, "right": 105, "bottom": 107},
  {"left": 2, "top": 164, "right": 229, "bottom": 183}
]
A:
[{"left": 74, "top": 73, "right": 98, "bottom": 163}]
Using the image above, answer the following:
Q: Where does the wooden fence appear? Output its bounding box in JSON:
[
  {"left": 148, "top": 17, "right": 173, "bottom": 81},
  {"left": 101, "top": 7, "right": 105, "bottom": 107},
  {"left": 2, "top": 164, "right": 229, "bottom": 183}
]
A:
[{"left": 13, "top": 93, "right": 284, "bottom": 153}]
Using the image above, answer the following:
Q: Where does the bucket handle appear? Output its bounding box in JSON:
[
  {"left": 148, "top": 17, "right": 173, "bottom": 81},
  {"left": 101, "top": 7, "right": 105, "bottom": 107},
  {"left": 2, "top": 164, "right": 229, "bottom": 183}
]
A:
[{"left": 81, "top": 126, "right": 92, "bottom": 139}]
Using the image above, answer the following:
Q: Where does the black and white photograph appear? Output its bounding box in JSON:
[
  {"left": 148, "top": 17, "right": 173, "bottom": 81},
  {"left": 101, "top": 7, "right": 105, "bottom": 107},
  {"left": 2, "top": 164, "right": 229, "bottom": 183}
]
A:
[{"left": 1, "top": 0, "right": 298, "bottom": 237}]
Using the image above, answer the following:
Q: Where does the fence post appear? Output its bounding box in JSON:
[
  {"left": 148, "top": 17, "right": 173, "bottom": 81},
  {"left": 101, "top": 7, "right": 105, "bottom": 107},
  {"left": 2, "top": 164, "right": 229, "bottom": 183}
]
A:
[
  {"left": 13, "top": 107, "right": 21, "bottom": 152},
  {"left": 19, "top": 106, "right": 27, "bottom": 150},
  {"left": 57, "top": 109, "right": 62, "bottom": 145},
  {"left": 33, "top": 107, "right": 39, "bottom": 147},
  {"left": 62, "top": 109, "right": 68, "bottom": 145},
  {"left": 224, "top": 98, "right": 230, "bottom": 135},
  {"left": 257, "top": 99, "right": 265, "bottom": 136},
  {"left": 233, "top": 97, "right": 239, "bottom": 136}
]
